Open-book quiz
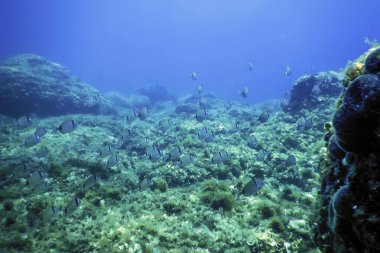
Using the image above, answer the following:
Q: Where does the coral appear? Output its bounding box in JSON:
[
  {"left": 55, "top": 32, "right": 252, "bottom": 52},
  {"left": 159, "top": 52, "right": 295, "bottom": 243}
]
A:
[
  {"left": 151, "top": 177, "right": 168, "bottom": 193},
  {"left": 365, "top": 47, "right": 380, "bottom": 73}
]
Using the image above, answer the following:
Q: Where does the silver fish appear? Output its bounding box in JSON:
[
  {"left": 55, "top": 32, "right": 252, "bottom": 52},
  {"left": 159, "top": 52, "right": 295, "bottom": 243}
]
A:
[
  {"left": 242, "top": 177, "right": 264, "bottom": 196},
  {"left": 35, "top": 127, "right": 48, "bottom": 137},
  {"left": 58, "top": 119, "right": 77, "bottom": 134},
  {"left": 167, "top": 146, "right": 183, "bottom": 160},
  {"left": 107, "top": 155, "right": 119, "bottom": 167},
  {"left": 285, "top": 65, "right": 292, "bottom": 76},
  {"left": 191, "top": 72, "right": 198, "bottom": 80},
  {"left": 240, "top": 87, "right": 249, "bottom": 98},
  {"left": 179, "top": 154, "right": 195, "bottom": 166},
  {"left": 16, "top": 115, "right": 33, "bottom": 129},
  {"left": 83, "top": 174, "right": 100, "bottom": 190},
  {"left": 99, "top": 145, "right": 112, "bottom": 157},
  {"left": 64, "top": 197, "right": 80, "bottom": 216},
  {"left": 24, "top": 134, "right": 40, "bottom": 148},
  {"left": 211, "top": 151, "right": 229, "bottom": 164}
]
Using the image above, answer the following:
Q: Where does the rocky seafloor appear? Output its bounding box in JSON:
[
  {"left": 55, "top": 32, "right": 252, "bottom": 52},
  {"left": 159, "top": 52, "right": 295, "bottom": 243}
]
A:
[{"left": 0, "top": 46, "right": 379, "bottom": 253}]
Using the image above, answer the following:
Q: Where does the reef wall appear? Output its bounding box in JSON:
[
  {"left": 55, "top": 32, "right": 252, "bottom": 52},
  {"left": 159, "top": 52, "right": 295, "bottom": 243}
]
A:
[{"left": 314, "top": 47, "right": 380, "bottom": 253}]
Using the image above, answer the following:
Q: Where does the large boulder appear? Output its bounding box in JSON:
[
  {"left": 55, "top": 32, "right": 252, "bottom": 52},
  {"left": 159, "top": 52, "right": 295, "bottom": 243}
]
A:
[
  {"left": 283, "top": 71, "right": 343, "bottom": 114},
  {"left": 0, "top": 54, "right": 102, "bottom": 117}
]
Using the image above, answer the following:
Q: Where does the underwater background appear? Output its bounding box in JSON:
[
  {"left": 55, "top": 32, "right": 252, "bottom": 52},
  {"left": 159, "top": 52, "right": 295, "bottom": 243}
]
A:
[{"left": 0, "top": 1, "right": 380, "bottom": 253}]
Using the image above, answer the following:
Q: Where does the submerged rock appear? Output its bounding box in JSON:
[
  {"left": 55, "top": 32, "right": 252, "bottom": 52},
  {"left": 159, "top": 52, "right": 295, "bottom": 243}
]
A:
[
  {"left": 0, "top": 54, "right": 102, "bottom": 117},
  {"left": 284, "top": 71, "right": 343, "bottom": 114}
]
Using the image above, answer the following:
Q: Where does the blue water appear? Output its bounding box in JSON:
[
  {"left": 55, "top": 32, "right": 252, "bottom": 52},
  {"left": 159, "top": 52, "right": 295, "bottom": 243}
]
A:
[{"left": 0, "top": 0, "right": 378, "bottom": 103}]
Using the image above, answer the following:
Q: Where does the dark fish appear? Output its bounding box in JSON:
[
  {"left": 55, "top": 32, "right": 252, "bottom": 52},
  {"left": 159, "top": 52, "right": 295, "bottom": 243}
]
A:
[
  {"left": 248, "top": 62, "right": 253, "bottom": 71},
  {"left": 167, "top": 146, "right": 183, "bottom": 160},
  {"left": 197, "top": 127, "right": 215, "bottom": 142},
  {"left": 255, "top": 149, "right": 267, "bottom": 162},
  {"left": 58, "top": 119, "right": 77, "bottom": 134},
  {"left": 247, "top": 136, "right": 259, "bottom": 149},
  {"left": 36, "top": 146, "right": 49, "bottom": 158},
  {"left": 16, "top": 115, "right": 33, "bottom": 129},
  {"left": 286, "top": 155, "right": 297, "bottom": 166},
  {"left": 137, "top": 138, "right": 151, "bottom": 149},
  {"left": 83, "top": 174, "right": 100, "bottom": 190},
  {"left": 242, "top": 178, "right": 265, "bottom": 196},
  {"left": 240, "top": 87, "right": 249, "bottom": 98},
  {"left": 24, "top": 134, "right": 40, "bottom": 148},
  {"left": 31, "top": 181, "right": 49, "bottom": 193},
  {"left": 35, "top": 127, "right": 48, "bottom": 137},
  {"left": 180, "top": 154, "right": 195, "bottom": 166},
  {"left": 195, "top": 109, "right": 209, "bottom": 122},
  {"left": 99, "top": 145, "right": 112, "bottom": 157},
  {"left": 117, "top": 129, "right": 134, "bottom": 147},
  {"left": 158, "top": 119, "right": 172, "bottom": 131},
  {"left": 191, "top": 72, "right": 198, "bottom": 80},
  {"left": 258, "top": 110, "right": 270, "bottom": 123},
  {"left": 297, "top": 117, "right": 313, "bottom": 131},
  {"left": 140, "top": 178, "right": 151, "bottom": 190},
  {"left": 40, "top": 205, "right": 57, "bottom": 223},
  {"left": 224, "top": 100, "right": 232, "bottom": 110},
  {"left": 107, "top": 155, "right": 119, "bottom": 167},
  {"left": 126, "top": 111, "right": 138, "bottom": 123},
  {"left": 197, "top": 84, "right": 203, "bottom": 94},
  {"left": 146, "top": 145, "right": 163, "bottom": 162},
  {"left": 64, "top": 197, "right": 80, "bottom": 216},
  {"left": 138, "top": 107, "right": 149, "bottom": 120},
  {"left": 12, "top": 164, "right": 30, "bottom": 178},
  {"left": 27, "top": 170, "right": 47, "bottom": 187},
  {"left": 211, "top": 151, "right": 229, "bottom": 164}
]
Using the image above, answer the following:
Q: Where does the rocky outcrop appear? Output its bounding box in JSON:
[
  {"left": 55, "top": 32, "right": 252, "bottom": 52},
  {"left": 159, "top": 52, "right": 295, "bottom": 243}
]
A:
[
  {"left": 283, "top": 71, "right": 343, "bottom": 114},
  {"left": 0, "top": 54, "right": 111, "bottom": 117},
  {"left": 315, "top": 47, "right": 380, "bottom": 253}
]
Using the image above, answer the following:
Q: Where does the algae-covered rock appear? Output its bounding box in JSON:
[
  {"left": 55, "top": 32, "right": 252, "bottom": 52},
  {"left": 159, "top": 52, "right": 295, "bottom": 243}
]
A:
[
  {"left": 284, "top": 71, "right": 343, "bottom": 114},
  {"left": 0, "top": 54, "right": 102, "bottom": 117}
]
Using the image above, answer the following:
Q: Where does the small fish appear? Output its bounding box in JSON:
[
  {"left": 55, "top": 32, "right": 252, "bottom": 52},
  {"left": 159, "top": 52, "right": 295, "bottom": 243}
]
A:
[
  {"left": 240, "top": 87, "right": 249, "bottom": 98},
  {"left": 40, "top": 205, "right": 57, "bottom": 223},
  {"left": 140, "top": 178, "right": 151, "bottom": 190},
  {"left": 286, "top": 155, "right": 297, "bottom": 166},
  {"left": 242, "top": 177, "right": 265, "bottom": 196},
  {"left": 255, "top": 149, "right": 267, "bottom": 162},
  {"left": 137, "top": 138, "right": 151, "bottom": 149},
  {"left": 224, "top": 100, "right": 232, "bottom": 110},
  {"left": 297, "top": 117, "right": 313, "bottom": 131},
  {"left": 126, "top": 111, "right": 138, "bottom": 123},
  {"left": 12, "top": 164, "right": 30, "bottom": 178},
  {"left": 24, "top": 134, "right": 40, "bottom": 148},
  {"left": 199, "top": 98, "right": 208, "bottom": 109},
  {"left": 145, "top": 145, "right": 163, "bottom": 162},
  {"left": 16, "top": 115, "right": 33, "bottom": 129},
  {"left": 57, "top": 119, "right": 77, "bottom": 134},
  {"left": 197, "top": 127, "right": 215, "bottom": 142},
  {"left": 280, "top": 100, "right": 289, "bottom": 111},
  {"left": 158, "top": 119, "right": 172, "bottom": 131},
  {"left": 248, "top": 62, "right": 254, "bottom": 71},
  {"left": 179, "top": 154, "right": 195, "bottom": 166},
  {"left": 117, "top": 129, "right": 134, "bottom": 148},
  {"left": 211, "top": 151, "right": 229, "bottom": 164},
  {"left": 191, "top": 72, "right": 198, "bottom": 80},
  {"left": 35, "top": 127, "right": 48, "bottom": 137},
  {"left": 83, "top": 174, "right": 100, "bottom": 190},
  {"left": 64, "top": 197, "right": 80, "bottom": 216},
  {"left": 311, "top": 85, "right": 321, "bottom": 96},
  {"left": 258, "top": 110, "right": 270, "bottom": 123},
  {"left": 167, "top": 146, "right": 183, "bottom": 160},
  {"left": 138, "top": 107, "right": 149, "bottom": 120},
  {"left": 31, "top": 181, "right": 49, "bottom": 193},
  {"left": 107, "top": 155, "right": 119, "bottom": 167},
  {"left": 197, "top": 85, "right": 203, "bottom": 94},
  {"left": 247, "top": 136, "right": 259, "bottom": 149},
  {"left": 27, "top": 170, "right": 47, "bottom": 187},
  {"left": 285, "top": 65, "right": 292, "bottom": 76},
  {"left": 195, "top": 109, "right": 209, "bottom": 122},
  {"left": 99, "top": 145, "right": 112, "bottom": 157},
  {"left": 36, "top": 146, "right": 49, "bottom": 158}
]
